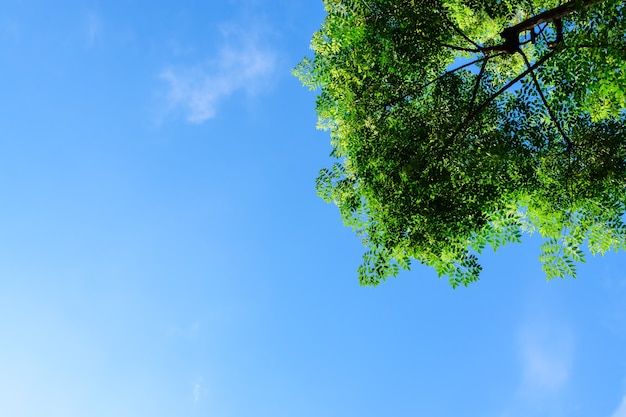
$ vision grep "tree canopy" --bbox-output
[295,0,626,287]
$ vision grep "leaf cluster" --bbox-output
[296,0,626,286]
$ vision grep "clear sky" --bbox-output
[0,1,625,416]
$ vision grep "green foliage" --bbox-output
[296,0,626,286]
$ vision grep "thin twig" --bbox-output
[426,52,505,89]
[440,12,482,49]
[437,42,482,53]
[382,53,506,110]
[537,22,550,44]
[564,43,626,50]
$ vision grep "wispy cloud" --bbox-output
[193,383,201,403]
[498,318,575,417]
[610,395,626,417]
[84,12,102,47]
[518,321,574,395]
[160,23,276,123]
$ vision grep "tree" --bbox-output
[295,0,626,287]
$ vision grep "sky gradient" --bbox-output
[1,1,626,416]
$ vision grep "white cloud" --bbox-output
[496,320,575,417]
[193,383,201,403]
[610,395,626,417]
[518,321,574,395]
[85,12,102,47]
[160,24,276,123]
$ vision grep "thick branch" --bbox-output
[504,0,603,37]
[487,0,606,53]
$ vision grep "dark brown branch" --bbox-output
[467,54,490,116]
[533,23,548,43]
[548,19,564,48]
[520,50,574,150]
[503,0,603,38]
[450,50,556,142]
[486,0,606,53]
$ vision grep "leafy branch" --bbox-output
[298,0,626,285]
[440,11,482,49]
[383,53,506,110]
[467,53,490,117]
[450,49,557,143]
[519,50,575,151]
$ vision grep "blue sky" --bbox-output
[0,1,625,416]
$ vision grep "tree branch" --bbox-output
[503,0,604,38]
[564,43,626,50]
[467,54,490,116]
[437,42,482,53]
[537,22,550,44]
[382,53,507,110]
[520,50,574,151]
[440,12,482,49]
[427,53,505,89]
[485,0,606,53]
[450,50,556,142]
